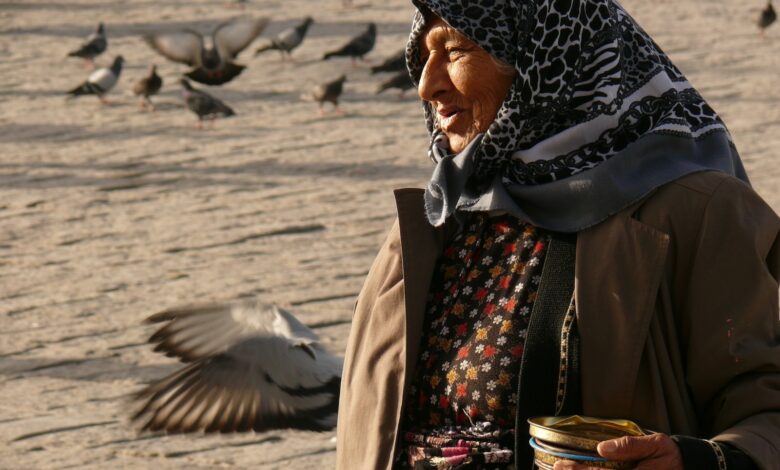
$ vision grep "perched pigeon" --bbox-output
[144,17,269,86]
[67,22,107,67]
[66,55,123,104]
[322,23,376,65]
[254,17,314,60]
[132,65,163,110]
[131,300,342,434]
[376,70,414,97]
[370,49,406,74]
[307,74,347,115]
[758,1,777,34]
[180,78,235,128]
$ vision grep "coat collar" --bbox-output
[392,188,670,418]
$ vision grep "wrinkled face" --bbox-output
[418,16,515,154]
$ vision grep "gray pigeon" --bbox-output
[67,22,107,67]
[370,49,406,74]
[145,17,269,86]
[376,70,414,97]
[180,78,235,128]
[254,17,314,60]
[66,55,123,104]
[132,65,163,110]
[322,23,376,65]
[131,300,342,434]
[308,74,347,115]
[758,1,777,34]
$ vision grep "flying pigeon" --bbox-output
[131,300,342,434]
[132,65,163,111]
[306,74,347,115]
[180,78,235,128]
[67,22,107,67]
[376,70,414,97]
[758,1,777,34]
[66,55,123,104]
[370,49,406,74]
[144,17,269,86]
[322,23,376,65]
[254,17,314,60]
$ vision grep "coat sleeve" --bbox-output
[680,176,780,469]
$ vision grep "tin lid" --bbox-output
[528,415,647,452]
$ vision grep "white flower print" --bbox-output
[484,278,494,288]
[440,326,449,335]
[497,336,507,346]
[430,394,437,405]
[459,249,467,258]
[528,257,539,267]
[523,239,534,248]
[498,298,508,307]
[486,380,497,391]
[486,293,495,302]
[481,363,492,372]
[532,275,542,285]
[446,384,452,394]
[442,361,451,371]
[421,351,430,360]
[508,254,518,264]
[500,356,511,367]
[469,308,479,318]
[519,306,530,315]
[459,360,470,370]
[472,391,481,401]
[519,329,528,339]
[475,344,485,353]
[481,256,493,265]
[514,282,525,292]
[453,339,462,348]
[462,286,473,295]
[493,315,504,324]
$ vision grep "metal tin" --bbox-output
[528,415,646,452]
[528,416,647,470]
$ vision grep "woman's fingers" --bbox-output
[550,434,684,470]
[597,433,684,469]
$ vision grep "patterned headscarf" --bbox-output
[407,0,748,231]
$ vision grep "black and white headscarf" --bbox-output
[407,0,748,232]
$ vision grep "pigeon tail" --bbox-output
[254,42,279,55]
[67,82,104,97]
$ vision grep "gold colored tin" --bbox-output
[528,416,647,469]
[529,415,646,452]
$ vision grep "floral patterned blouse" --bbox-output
[398,212,552,469]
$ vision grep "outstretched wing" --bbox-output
[144,30,203,66]
[214,16,270,59]
[145,300,316,362]
[134,300,342,433]
[132,335,342,433]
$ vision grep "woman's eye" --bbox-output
[446,47,468,58]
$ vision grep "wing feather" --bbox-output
[144,30,203,66]
[214,16,270,59]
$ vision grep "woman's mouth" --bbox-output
[437,106,464,131]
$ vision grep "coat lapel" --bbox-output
[393,189,447,395]
[576,209,670,417]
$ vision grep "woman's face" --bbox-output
[418,16,515,154]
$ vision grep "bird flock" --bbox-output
[65,15,413,128]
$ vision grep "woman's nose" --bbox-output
[418,54,450,102]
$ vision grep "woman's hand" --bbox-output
[552,433,684,470]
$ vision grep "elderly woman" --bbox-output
[336,1,780,469]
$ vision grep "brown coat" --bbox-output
[336,171,780,470]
